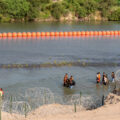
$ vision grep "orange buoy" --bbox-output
[12,32,17,37]
[41,32,45,36]
[31,32,36,37]
[89,31,94,36]
[81,31,85,36]
[98,31,102,36]
[22,32,27,37]
[68,32,72,36]
[110,31,114,35]
[93,31,98,36]
[55,32,59,36]
[114,31,118,35]
[59,32,63,36]
[0,33,2,37]
[27,32,31,37]
[50,32,54,36]
[63,32,68,36]
[106,31,110,35]
[85,31,90,36]
[7,32,12,37]
[45,32,50,36]
[72,32,77,36]
[36,32,41,37]
[76,31,81,36]
[102,31,106,36]
[118,31,120,35]
[17,32,22,37]
[2,33,7,37]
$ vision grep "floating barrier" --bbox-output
[0,31,120,38]
[0,62,120,69]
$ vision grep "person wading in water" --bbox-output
[103,74,109,85]
[111,72,115,83]
[63,73,69,87]
[96,72,101,84]
[102,72,105,84]
[0,88,4,99]
[69,76,74,85]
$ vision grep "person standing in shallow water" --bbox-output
[103,74,109,85]
[63,73,68,86]
[102,72,105,84]
[96,72,101,83]
[69,75,74,85]
[0,88,4,99]
[111,72,115,82]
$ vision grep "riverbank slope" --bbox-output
[0,0,120,22]
[2,93,120,120]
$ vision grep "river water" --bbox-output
[0,21,120,105]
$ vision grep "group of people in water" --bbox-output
[63,73,75,87]
[96,72,115,85]
[63,72,115,88]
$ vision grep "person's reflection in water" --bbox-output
[96,83,101,96]
[103,83,109,90]
[63,86,76,96]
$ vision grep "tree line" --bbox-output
[0,0,120,22]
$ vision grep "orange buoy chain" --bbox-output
[0,31,120,38]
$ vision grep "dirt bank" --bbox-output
[2,93,120,120]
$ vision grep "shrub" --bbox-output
[108,8,120,21]
[3,0,30,19]
[99,0,118,17]
[49,3,66,19]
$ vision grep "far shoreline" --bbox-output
[0,19,120,24]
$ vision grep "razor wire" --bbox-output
[0,87,105,115]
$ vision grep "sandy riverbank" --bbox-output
[2,93,120,120]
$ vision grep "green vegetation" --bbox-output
[108,8,120,21]
[0,0,120,22]
[0,0,30,22]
